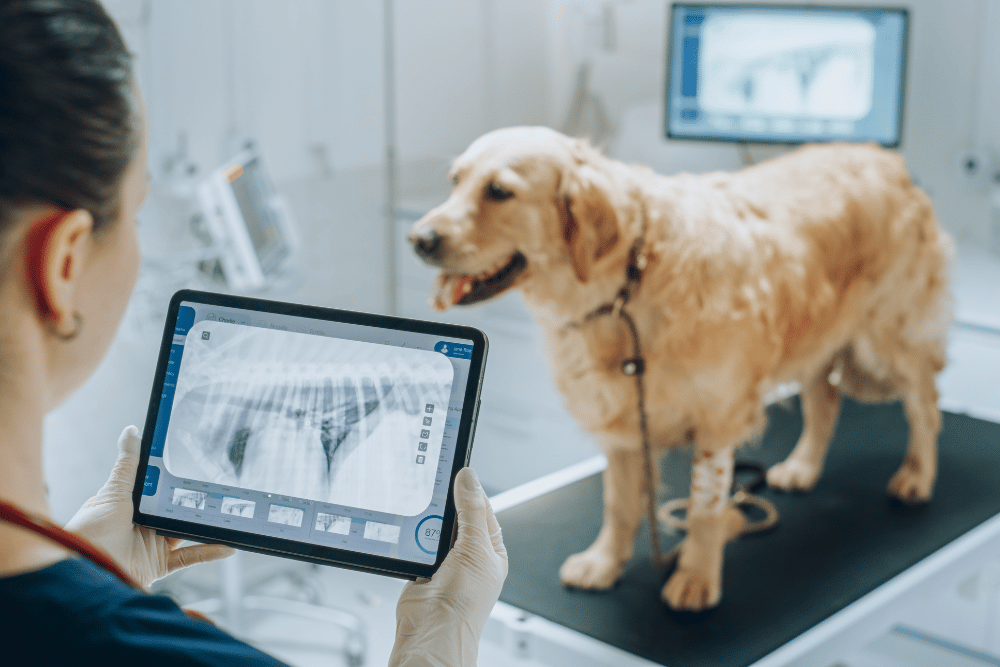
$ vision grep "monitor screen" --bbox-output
[228,157,288,273]
[666,4,908,146]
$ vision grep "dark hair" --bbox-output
[0,0,136,238]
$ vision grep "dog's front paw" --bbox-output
[662,567,721,611]
[559,549,625,590]
[767,458,821,492]
[888,463,934,503]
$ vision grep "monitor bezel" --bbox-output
[132,289,489,580]
[664,2,911,148]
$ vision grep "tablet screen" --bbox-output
[138,300,478,566]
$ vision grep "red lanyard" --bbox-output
[0,498,212,623]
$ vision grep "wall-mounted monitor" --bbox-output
[666,4,909,147]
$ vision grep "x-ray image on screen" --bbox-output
[172,488,208,509]
[666,5,908,146]
[162,322,454,517]
[220,496,256,518]
[316,512,351,535]
[268,504,304,527]
[698,15,875,121]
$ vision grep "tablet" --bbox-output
[133,290,488,579]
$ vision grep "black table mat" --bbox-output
[496,398,1000,666]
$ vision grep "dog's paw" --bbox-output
[767,458,821,492]
[888,463,934,503]
[559,549,625,590]
[661,567,721,611]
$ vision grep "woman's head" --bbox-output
[0,0,137,234]
[0,0,148,407]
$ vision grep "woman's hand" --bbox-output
[65,426,234,588]
[389,468,508,667]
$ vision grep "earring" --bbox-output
[47,312,83,341]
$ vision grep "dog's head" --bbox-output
[408,126,622,310]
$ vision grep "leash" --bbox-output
[0,497,214,624]
[563,202,779,569]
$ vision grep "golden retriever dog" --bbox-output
[408,127,952,611]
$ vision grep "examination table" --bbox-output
[490,398,1000,667]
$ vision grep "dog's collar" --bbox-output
[561,201,650,332]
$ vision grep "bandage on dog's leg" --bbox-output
[560,449,648,590]
[662,445,737,611]
[689,447,734,516]
[767,363,841,492]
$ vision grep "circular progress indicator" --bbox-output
[415,515,444,554]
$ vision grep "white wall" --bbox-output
[126,0,553,181]
[108,0,1000,242]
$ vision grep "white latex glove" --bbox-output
[389,468,508,667]
[65,426,234,588]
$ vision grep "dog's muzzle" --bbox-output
[411,228,443,262]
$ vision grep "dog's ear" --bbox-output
[560,162,620,283]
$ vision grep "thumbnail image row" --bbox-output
[171,488,401,544]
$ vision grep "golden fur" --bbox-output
[410,126,953,610]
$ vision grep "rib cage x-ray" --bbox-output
[316,512,351,534]
[172,488,208,509]
[699,15,875,119]
[163,322,454,516]
[221,497,255,518]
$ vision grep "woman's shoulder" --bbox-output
[0,558,288,666]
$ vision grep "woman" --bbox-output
[0,1,507,664]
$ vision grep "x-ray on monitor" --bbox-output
[666,4,909,146]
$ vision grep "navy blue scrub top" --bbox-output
[0,558,289,665]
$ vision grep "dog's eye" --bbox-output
[487,182,514,201]
[451,174,459,185]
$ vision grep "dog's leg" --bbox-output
[662,445,744,611]
[888,367,941,502]
[560,448,646,590]
[767,362,841,492]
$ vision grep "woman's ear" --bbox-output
[560,163,620,283]
[23,208,93,331]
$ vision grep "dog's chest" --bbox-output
[542,319,640,430]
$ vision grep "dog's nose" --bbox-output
[412,228,443,260]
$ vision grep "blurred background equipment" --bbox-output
[195,149,299,291]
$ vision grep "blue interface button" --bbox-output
[415,515,444,555]
[434,342,473,359]
[143,466,160,496]
[681,36,700,97]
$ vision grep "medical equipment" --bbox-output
[665,3,909,147]
[133,289,488,580]
[195,150,299,291]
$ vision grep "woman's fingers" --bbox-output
[166,543,235,573]
[454,468,489,530]
[482,493,507,562]
[95,426,143,501]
